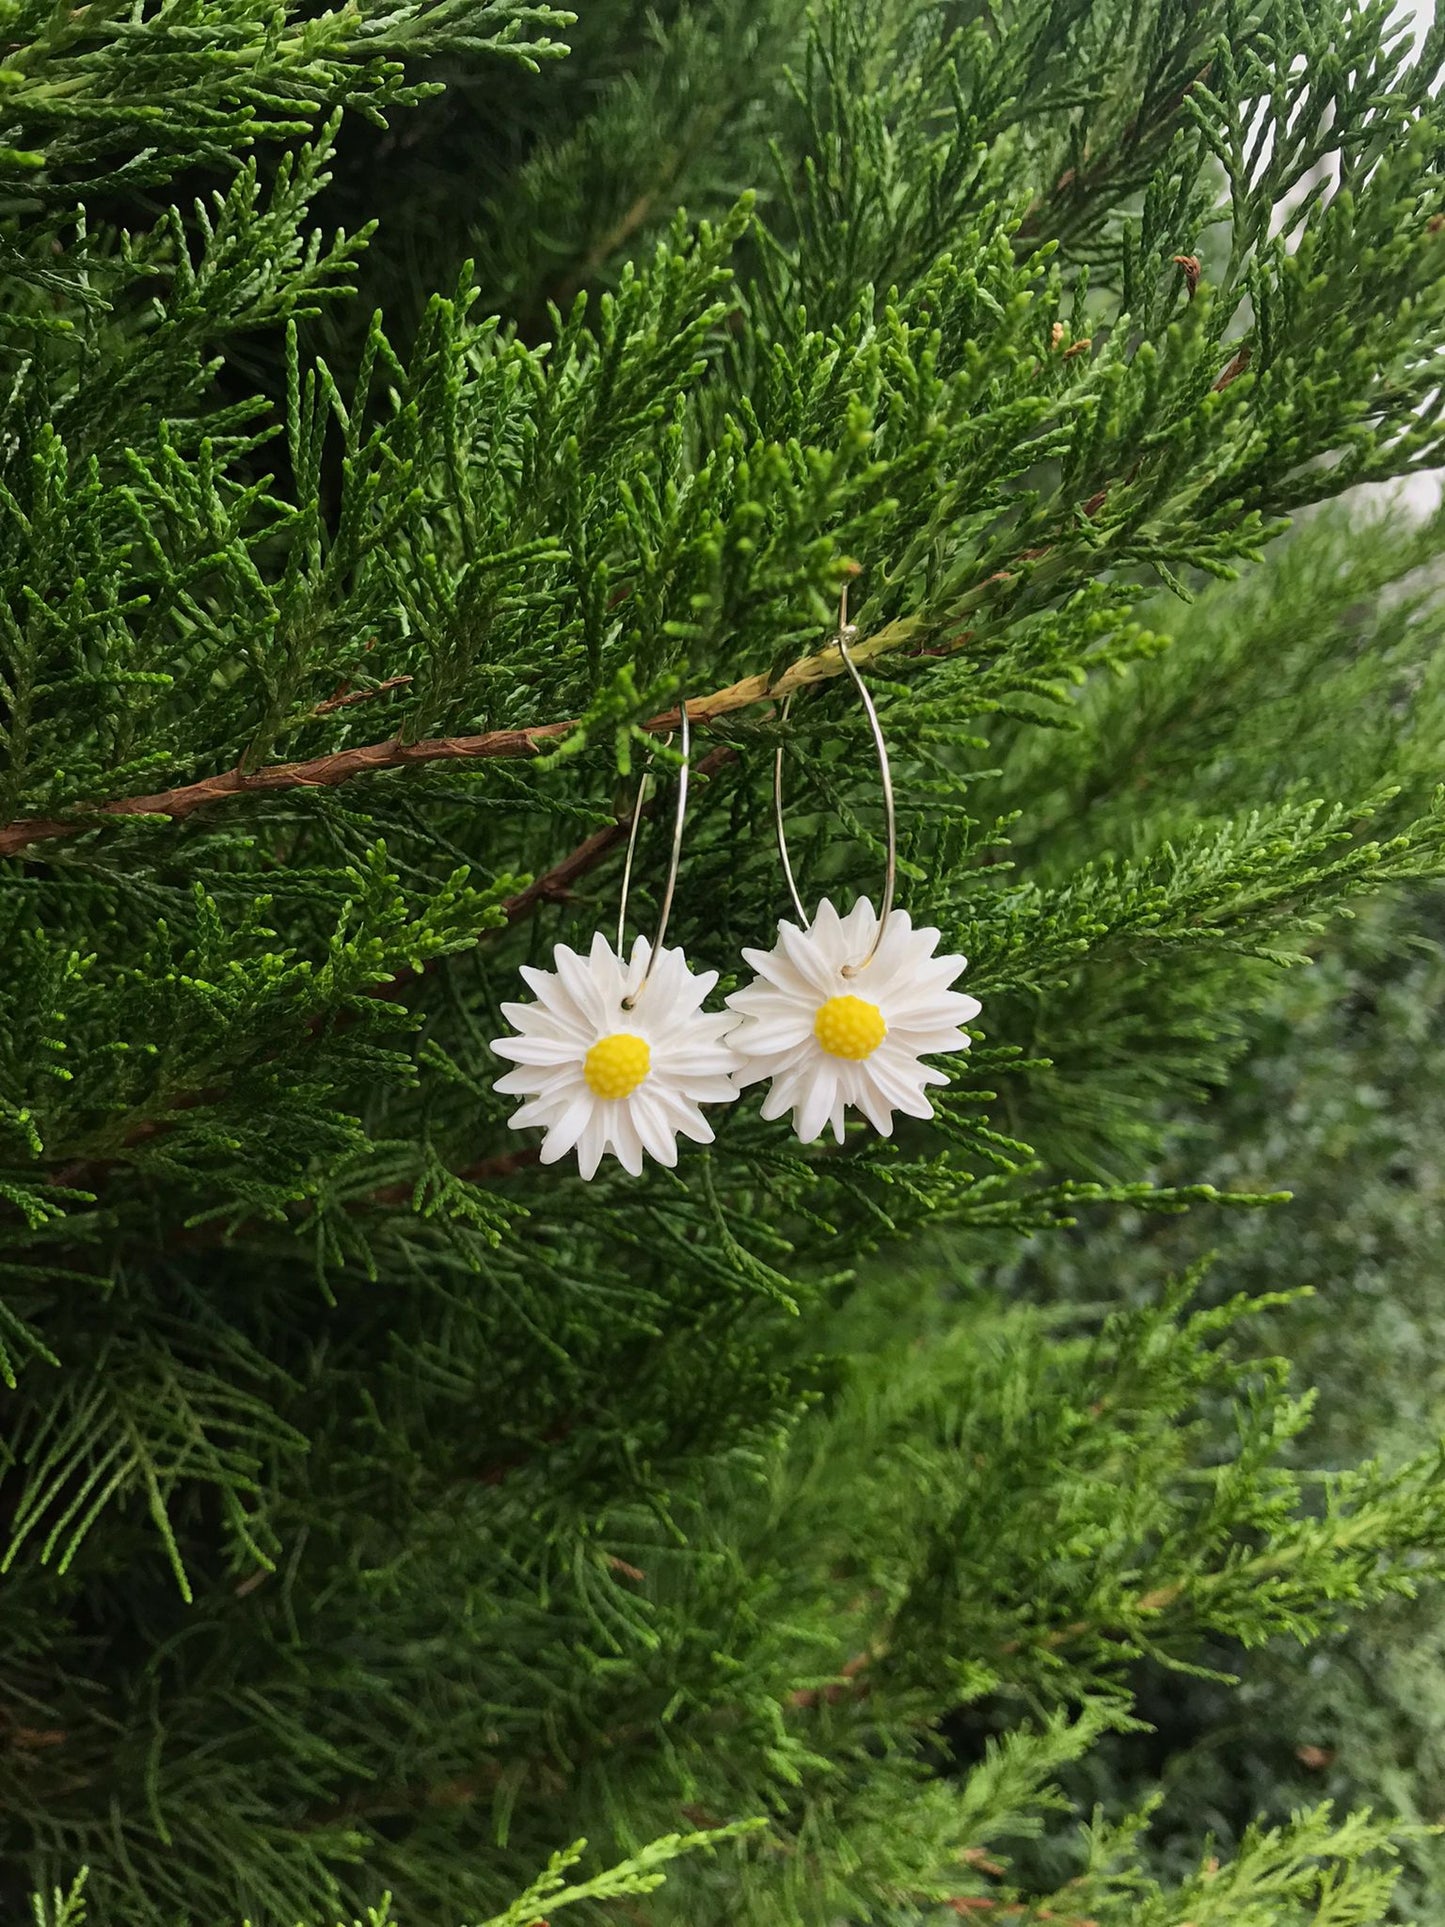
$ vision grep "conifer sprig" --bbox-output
[0,0,571,202]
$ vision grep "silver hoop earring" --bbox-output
[774,592,897,977]
[726,588,982,1145]
[491,701,738,1179]
[617,698,691,1008]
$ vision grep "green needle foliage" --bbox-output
[3,0,1445,1921]
[991,871,1445,1920]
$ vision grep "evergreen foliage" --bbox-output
[1000,876,1445,1920]
[2,1,1445,1921]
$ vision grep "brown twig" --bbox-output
[0,720,577,858]
[494,743,736,930]
[0,280,1265,877]
[0,620,923,863]
[44,746,739,1202]
[1213,344,1252,391]
[311,674,413,716]
[16,403,1250,1203]
[785,1580,1189,1723]
[998,1582,1184,1655]
[1015,63,1213,244]
[325,742,737,1036]
[364,1146,542,1207]
[785,1649,875,1710]
[550,192,659,312]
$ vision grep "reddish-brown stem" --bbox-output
[0,720,579,858]
[1213,344,1252,391]
[785,1649,874,1709]
[0,624,911,862]
[365,1146,542,1206]
[312,674,413,716]
[497,743,735,928]
[44,747,738,1200]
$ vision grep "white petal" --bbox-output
[516,963,585,1026]
[723,1013,814,1055]
[688,1008,739,1046]
[854,1077,895,1136]
[682,961,720,1005]
[685,1025,739,1071]
[491,1031,585,1066]
[507,1092,570,1130]
[649,1017,738,1092]
[875,1035,953,1079]
[539,1093,593,1165]
[811,896,847,946]
[737,944,818,1000]
[577,1112,608,1181]
[795,1068,840,1145]
[725,983,799,1024]
[845,909,920,988]
[611,1105,645,1177]
[623,934,670,1009]
[631,1091,680,1167]
[497,998,571,1034]
[883,982,978,1026]
[662,1095,716,1147]
[778,920,842,995]
[589,930,630,1005]
[553,943,612,1030]
[850,912,968,996]
[759,1066,808,1121]
[873,900,916,943]
[882,1021,972,1057]
[494,1064,580,1100]
[657,941,716,1006]
[731,1049,812,1091]
[652,1034,739,1075]
[731,1053,775,1092]
[869,1053,941,1117]
[662,1068,739,1105]
[837,894,878,962]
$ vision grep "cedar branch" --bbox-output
[45,747,738,1198]
[0,619,924,862]
[0,352,1261,870]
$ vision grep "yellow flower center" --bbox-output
[583,1031,651,1100]
[813,994,887,1061]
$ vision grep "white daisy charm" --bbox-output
[725,896,980,1145]
[491,932,738,1179]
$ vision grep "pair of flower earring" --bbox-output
[491,602,983,1181]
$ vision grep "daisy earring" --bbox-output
[726,589,982,1145]
[491,700,739,1180]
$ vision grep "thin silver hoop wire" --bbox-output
[617,698,691,1009]
[773,585,897,979]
